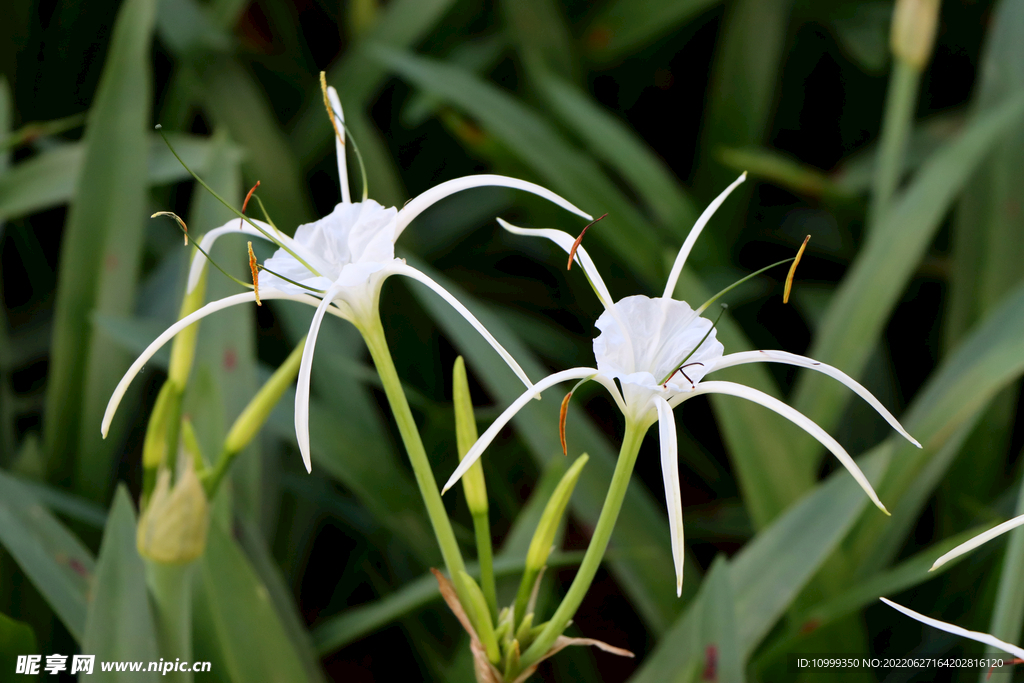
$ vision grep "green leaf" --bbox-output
[42,0,158,498]
[377,49,664,281]
[830,278,1024,578]
[311,551,583,655]
[752,523,991,672]
[499,0,576,81]
[790,92,1024,483]
[7,477,108,529]
[629,555,741,683]
[199,519,312,683]
[717,146,852,200]
[0,611,37,679]
[582,0,721,63]
[534,71,700,238]
[81,486,160,681]
[0,469,95,642]
[983,473,1024,670]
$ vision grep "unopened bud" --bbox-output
[525,454,588,573]
[137,461,209,564]
[456,571,500,665]
[891,0,940,70]
[453,357,488,516]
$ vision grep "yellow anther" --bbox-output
[248,241,261,306]
[320,71,345,147]
[784,235,811,304]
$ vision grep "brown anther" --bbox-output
[238,180,260,230]
[988,658,1024,680]
[151,211,189,245]
[783,235,811,304]
[559,391,573,456]
[568,213,608,271]
[320,71,345,147]
[248,241,261,306]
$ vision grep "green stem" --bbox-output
[145,560,194,683]
[868,57,920,233]
[360,313,467,583]
[518,420,646,670]
[473,511,498,621]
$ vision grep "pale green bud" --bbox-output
[142,383,182,472]
[525,454,588,572]
[167,263,208,387]
[137,461,209,564]
[222,337,304,456]
[891,0,940,71]
[453,357,488,516]
[456,571,500,665]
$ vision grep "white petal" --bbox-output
[930,513,1024,571]
[655,397,685,597]
[395,174,592,239]
[711,350,920,448]
[662,173,746,299]
[441,367,600,494]
[390,262,534,391]
[187,220,278,294]
[881,598,1024,660]
[683,380,888,515]
[102,290,337,438]
[497,218,614,311]
[326,85,350,204]
[294,283,344,473]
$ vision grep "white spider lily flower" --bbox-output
[443,173,920,597]
[930,513,1024,571]
[102,86,591,475]
[881,597,1024,660]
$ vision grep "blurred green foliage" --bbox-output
[2,0,1024,680]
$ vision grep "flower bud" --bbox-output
[137,461,209,564]
[456,571,501,664]
[453,357,488,517]
[891,0,940,71]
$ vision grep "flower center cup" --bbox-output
[593,296,724,418]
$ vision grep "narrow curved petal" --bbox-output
[326,85,350,204]
[881,598,1024,660]
[102,290,338,437]
[187,221,278,293]
[682,380,888,515]
[662,173,746,299]
[395,175,592,239]
[654,396,685,597]
[294,282,344,473]
[930,513,1024,571]
[390,262,534,390]
[497,218,614,310]
[441,367,600,494]
[711,350,920,447]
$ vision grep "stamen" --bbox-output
[152,211,188,246]
[248,241,261,306]
[558,375,597,456]
[320,72,345,148]
[238,180,260,231]
[695,258,794,316]
[783,235,811,304]
[567,213,608,271]
[988,659,1024,679]
[559,392,571,456]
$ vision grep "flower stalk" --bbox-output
[518,420,645,672]
[454,356,498,620]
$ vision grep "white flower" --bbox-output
[102,86,591,474]
[443,173,921,597]
[881,597,1024,660]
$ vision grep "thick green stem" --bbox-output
[360,314,467,583]
[145,560,194,683]
[518,421,645,670]
[472,511,498,621]
[867,57,920,233]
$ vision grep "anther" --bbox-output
[567,213,608,271]
[151,211,188,245]
[320,71,345,147]
[239,180,261,230]
[783,235,811,304]
[559,392,572,456]
[248,241,261,306]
